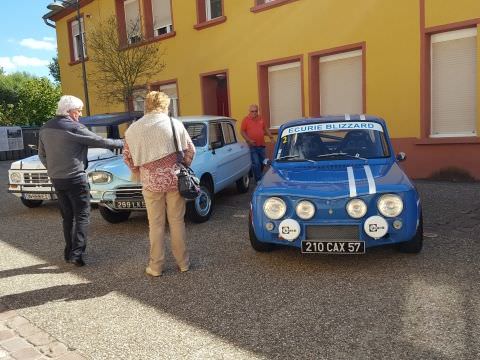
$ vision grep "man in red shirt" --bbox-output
[241,104,274,182]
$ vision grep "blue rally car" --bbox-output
[249,115,423,254]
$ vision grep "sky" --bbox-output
[0,0,57,79]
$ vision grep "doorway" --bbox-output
[201,71,230,116]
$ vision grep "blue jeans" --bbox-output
[250,146,266,181]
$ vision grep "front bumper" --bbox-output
[8,184,57,199]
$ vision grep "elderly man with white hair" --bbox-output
[38,95,124,267]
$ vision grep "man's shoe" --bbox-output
[145,267,162,277]
[69,258,85,267]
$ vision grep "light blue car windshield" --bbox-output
[276,122,390,161]
[185,123,207,147]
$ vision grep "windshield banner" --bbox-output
[281,122,383,137]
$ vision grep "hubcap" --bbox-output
[195,188,211,216]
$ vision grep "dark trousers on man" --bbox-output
[52,176,90,262]
[250,146,266,182]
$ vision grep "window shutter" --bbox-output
[431,28,477,137]
[319,50,363,116]
[268,62,302,128]
[152,0,172,31]
[160,83,179,117]
[124,0,141,38]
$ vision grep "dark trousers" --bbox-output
[250,146,266,181]
[52,177,90,261]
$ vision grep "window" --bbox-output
[151,0,173,36]
[195,0,225,29]
[221,122,236,144]
[430,28,477,137]
[267,62,302,128]
[124,0,142,44]
[251,0,299,13]
[206,0,222,21]
[159,83,179,117]
[319,50,363,115]
[132,89,147,112]
[257,0,276,4]
[209,123,224,147]
[71,17,86,61]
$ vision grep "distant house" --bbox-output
[44,0,480,179]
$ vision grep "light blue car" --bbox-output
[88,116,252,223]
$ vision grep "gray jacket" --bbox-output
[38,116,124,179]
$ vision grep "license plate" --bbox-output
[114,200,145,209]
[24,193,51,200]
[301,241,365,254]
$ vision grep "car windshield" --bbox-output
[184,123,207,147]
[276,121,390,161]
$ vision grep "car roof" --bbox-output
[79,112,143,127]
[280,115,386,128]
[179,115,235,123]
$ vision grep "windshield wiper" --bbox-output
[276,155,316,163]
[316,152,367,161]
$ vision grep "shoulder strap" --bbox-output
[169,117,183,164]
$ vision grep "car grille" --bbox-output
[23,172,51,185]
[114,186,143,199]
[306,225,359,240]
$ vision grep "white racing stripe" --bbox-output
[364,165,376,194]
[347,166,357,197]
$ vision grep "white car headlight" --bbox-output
[9,172,22,184]
[296,200,315,220]
[263,197,286,220]
[88,171,113,184]
[377,194,403,217]
[346,198,367,219]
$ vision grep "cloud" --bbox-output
[0,56,50,72]
[20,38,56,51]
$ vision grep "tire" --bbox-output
[20,198,43,208]
[99,206,131,223]
[398,213,423,253]
[236,174,250,193]
[186,184,213,223]
[249,213,274,252]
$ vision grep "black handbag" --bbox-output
[170,117,200,199]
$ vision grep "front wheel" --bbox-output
[249,213,274,252]
[398,213,423,253]
[186,185,213,223]
[20,198,43,208]
[99,206,131,223]
[236,174,250,193]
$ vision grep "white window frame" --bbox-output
[132,89,147,112]
[124,0,142,44]
[205,0,222,21]
[152,0,173,37]
[430,27,477,138]
[71,17,86,61]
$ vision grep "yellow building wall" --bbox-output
[55,0,480,139]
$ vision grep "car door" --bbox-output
[208,122,230,191]
[220,121,250,183]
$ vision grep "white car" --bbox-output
[7,112,141,208]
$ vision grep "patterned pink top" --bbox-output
[123,141,195,193]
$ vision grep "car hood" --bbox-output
[258,162,413,198]
[9,148,116,170]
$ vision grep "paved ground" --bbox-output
[0,160,479,360]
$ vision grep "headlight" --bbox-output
[296,200,315,220]
[263,197,286,220]
[346,198,367,219]
[88,171,113,184]
[9,172,22,184]
[377,194,403,217]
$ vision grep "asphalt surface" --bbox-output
[0,160,479,360]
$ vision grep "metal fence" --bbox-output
[0,127,40,161]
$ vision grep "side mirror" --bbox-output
[396,152,406,162]
[28,144,38,151]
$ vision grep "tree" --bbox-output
[88,15,166,110]
[0,71,61,126]
[48,56,61,83]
